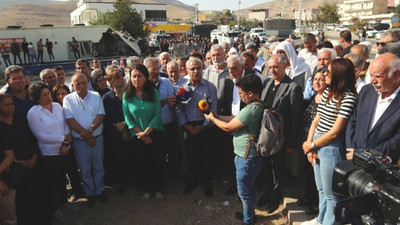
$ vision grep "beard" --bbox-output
[213,60,224,67]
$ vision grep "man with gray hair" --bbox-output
[203,44,229,113]
[298,33,318,73]
[258,54,303,213]
[40,68,57,90]
[158,52,171,78]
[350,44,370,81]
[176,57,217,197]
[344,53,366,93]
[167,60,187,93]
[125,56,142,71]
[379,42,400,58]
[346,53,400,164]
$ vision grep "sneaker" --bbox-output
[53,209,67,222]
[300,218,321,225]
[142,192,151,201]
[155,192,165,201]
[234,212,258,223]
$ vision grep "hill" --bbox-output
[0,0,194,29]
[239,0,343,20]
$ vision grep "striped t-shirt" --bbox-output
[316,88,356,133]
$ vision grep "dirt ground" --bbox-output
[54,180,288,225]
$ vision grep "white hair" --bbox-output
[39,68,54,80]
[319,48,337,60]
[226,54,244,66]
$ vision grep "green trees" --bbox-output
[317,3,339,24]
[90,0,149,38]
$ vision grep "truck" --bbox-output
[263,18,296,38]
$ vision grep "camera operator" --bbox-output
[346,53,400,164]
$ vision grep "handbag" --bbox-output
[5,160,27,189]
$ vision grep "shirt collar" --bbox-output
[377,85,400,101]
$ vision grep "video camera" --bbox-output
[332,149,400,225]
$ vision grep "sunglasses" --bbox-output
[376,41,393,47]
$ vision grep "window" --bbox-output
[67,41,93,59]
[145,10,167,22]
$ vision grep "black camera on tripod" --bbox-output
[332,149,400,225]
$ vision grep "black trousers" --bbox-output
[12,53,22,65]
[22,50,30,64]
[38,50,43,62]
[184,121,212,186]
[130,130,165,193]
[37,155,67,223]
[104,133,130,186]
[15,168,39,225]
[260,147,286,201]
[65,148,83,196]
[163,121,182,176]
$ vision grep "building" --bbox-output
[338,0,388,21]
[293,8,318,22]
[70,0,167,26]
[248,8,269,21]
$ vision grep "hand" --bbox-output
[0,180,10,196]
[137,132,147,140]
[303,141,313,154]
[60,145,69,156]
[346,148,354,160]
[122,131,130,142]
[184,124,195,135]
[192,125,206,135]
[203,112,214,122]
[143,136,153,144]
[114,122,126,133]
[166,96,177,107]
[66,134,72,144]
[80,129,92,140]
[307,151,318,165]
[211,111,219,119]
[88,137,96,147]
[286,147,296,153]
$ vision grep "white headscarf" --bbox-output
[273,41,311,88]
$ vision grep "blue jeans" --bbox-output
[73,135,105,196]
[313,132,345,225]
[235,155,264,224]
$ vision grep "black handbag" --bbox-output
[5,160,27,189]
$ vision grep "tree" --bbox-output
[317,3,339,24]
[349,17,368,33]
[90,0,149,38]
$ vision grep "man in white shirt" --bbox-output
[298,33,318,73]
[63,73,106,208]
[344,53,366,93]
[346,53,400,164]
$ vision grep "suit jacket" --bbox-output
[221,77,247,116]
[261,75,304,149]
[346,84,400,163]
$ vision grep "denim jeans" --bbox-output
[235,154,264,225]
[73,135,105,197]
[313,132,345,225]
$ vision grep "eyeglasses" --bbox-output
[376,41,394,47]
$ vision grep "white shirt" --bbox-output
[63,90,105,138]
[356,77,365,93]
[298,49,318,73]
[27,102,70,156]
[231,72,245,116]
[370,86,400,130]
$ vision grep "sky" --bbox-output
[179,0,271,11]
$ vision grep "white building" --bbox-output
[71,0,167,26]
[293,8,318,21]
[338,0,388,21]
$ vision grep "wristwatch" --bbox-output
[311,141,316,149]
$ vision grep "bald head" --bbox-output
[369,53,400,97]
[350,45,369,61]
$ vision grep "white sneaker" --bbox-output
[300,218,321,225]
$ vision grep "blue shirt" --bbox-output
[176,78,218,126]
[6,87,34,117]
[102,90,125,139]
[171,76,189,94]
[156,77,175,125]
[303,76,316,101]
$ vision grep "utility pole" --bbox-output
[238,1,241,30]
[298,0,303,34]
[195,3,199,23]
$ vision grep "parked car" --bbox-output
[335,26,348,32]
[326,24,337,30]
[365,27,378,38]
[249,28,264,38]
[310,28,323,36]
[375,30,388,40]
[255,32,267,41]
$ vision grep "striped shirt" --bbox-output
[316,88,356,133]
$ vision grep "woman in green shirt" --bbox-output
[122,64,165,201]
[204,75,264,225]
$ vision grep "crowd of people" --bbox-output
[0,37,60,67]
[0,29,400,225]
